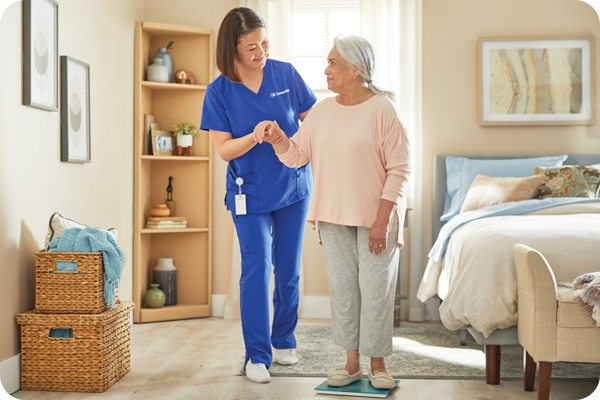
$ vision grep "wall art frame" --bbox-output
[23,0,59,111]
[61,56,91,163]
[478,37,594,126]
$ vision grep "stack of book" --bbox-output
[146,217,187,229]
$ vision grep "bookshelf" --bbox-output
[133,21,213,323]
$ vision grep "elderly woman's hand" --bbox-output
[262,121,285,144]
[368,219,389,256]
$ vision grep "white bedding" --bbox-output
[417,202,600,337]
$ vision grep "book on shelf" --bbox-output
[147,217,187,222]
[145,224,187,229]
[314,378,400,398]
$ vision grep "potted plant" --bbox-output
[173,123,197,156]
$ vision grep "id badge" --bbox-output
[235,194,247,215]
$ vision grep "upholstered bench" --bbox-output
[513,244,600,400]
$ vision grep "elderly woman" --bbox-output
[255,35,411,389]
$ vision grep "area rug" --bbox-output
[243,325,600,380]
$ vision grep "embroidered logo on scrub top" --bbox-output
[270,89,290,98]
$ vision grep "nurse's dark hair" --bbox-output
[216,7,266,83]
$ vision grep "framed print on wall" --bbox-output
[23,0,59,111]
[478,37,594,126]
[61,56,91,163]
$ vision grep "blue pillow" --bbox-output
[441,155,568,221]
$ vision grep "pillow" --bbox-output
[533,165,600,199]
[44,212,118,250]
[460,173,544,213]
[441,155,568,221]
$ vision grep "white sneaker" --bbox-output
[274,348,298,366]
[245,360,271,383]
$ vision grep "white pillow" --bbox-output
[44,212,118,250]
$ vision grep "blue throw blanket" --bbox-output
[48,226,125,309]
[429,197,600,263]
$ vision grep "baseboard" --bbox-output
[211,294,226,317]
[0,353,20,395]
[300,296,331,319]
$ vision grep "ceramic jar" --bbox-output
[144,284,166,308]
[153,258,177,306]
[153,47,173,82]
[150,204,170,217]
[147,58,169,83]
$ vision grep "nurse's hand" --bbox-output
[253,121,272,144]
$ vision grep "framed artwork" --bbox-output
[478,37,594,126]
[61,56,91,163]
[23,0,59,111]
[151,130,175,156]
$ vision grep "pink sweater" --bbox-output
[278,94,411,245]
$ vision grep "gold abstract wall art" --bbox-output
[479,38,593,126]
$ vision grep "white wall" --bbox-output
[0,0,143,363]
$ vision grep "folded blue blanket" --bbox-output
[429,197,600,263]
[48,226,125,309]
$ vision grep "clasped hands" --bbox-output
[253,120,285,144]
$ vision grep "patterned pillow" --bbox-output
[533,166,600,199]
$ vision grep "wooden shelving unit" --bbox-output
[133,21,213,323]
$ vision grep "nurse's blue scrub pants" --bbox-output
[232,196,310,368]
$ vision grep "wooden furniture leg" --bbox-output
[524,350,536,391]
[537,362,552,400]
[460,329,467,346]
[485,344,501,385]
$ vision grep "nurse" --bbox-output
[200,7,316,384]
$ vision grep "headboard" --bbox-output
[433,154,600,242]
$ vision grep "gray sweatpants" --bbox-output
[319,218,399,357]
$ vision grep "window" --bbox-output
[289,0,360,101]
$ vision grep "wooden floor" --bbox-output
[12,318,599,400]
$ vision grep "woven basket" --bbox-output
[17,301,134,393]
[35,250,109,314]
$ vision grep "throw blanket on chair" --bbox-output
[48,226,125,308]
[560,273,600,327]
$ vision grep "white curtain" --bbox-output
[360,0,426,321]
[235,0,426,322]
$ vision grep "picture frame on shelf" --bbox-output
[478,37,594,126]
[60,56,91,163]
[151,130,175,156]
[23,0,59,111]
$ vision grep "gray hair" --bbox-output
[333,35,394,100]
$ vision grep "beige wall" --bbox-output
[420,0,600,262]
[0,0,143,362]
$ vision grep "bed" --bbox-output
[417,154,600,384]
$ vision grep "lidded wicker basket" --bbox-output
[17,301,134,393]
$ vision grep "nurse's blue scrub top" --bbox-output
[200,59,317,214]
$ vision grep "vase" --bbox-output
[153,257,177,306]
[150,204,171,217]
[147,58,169,83]
[153,47,173,83]
[144,284,166,308]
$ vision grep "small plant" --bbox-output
[166,41,175,50]
[173,123,197,136]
